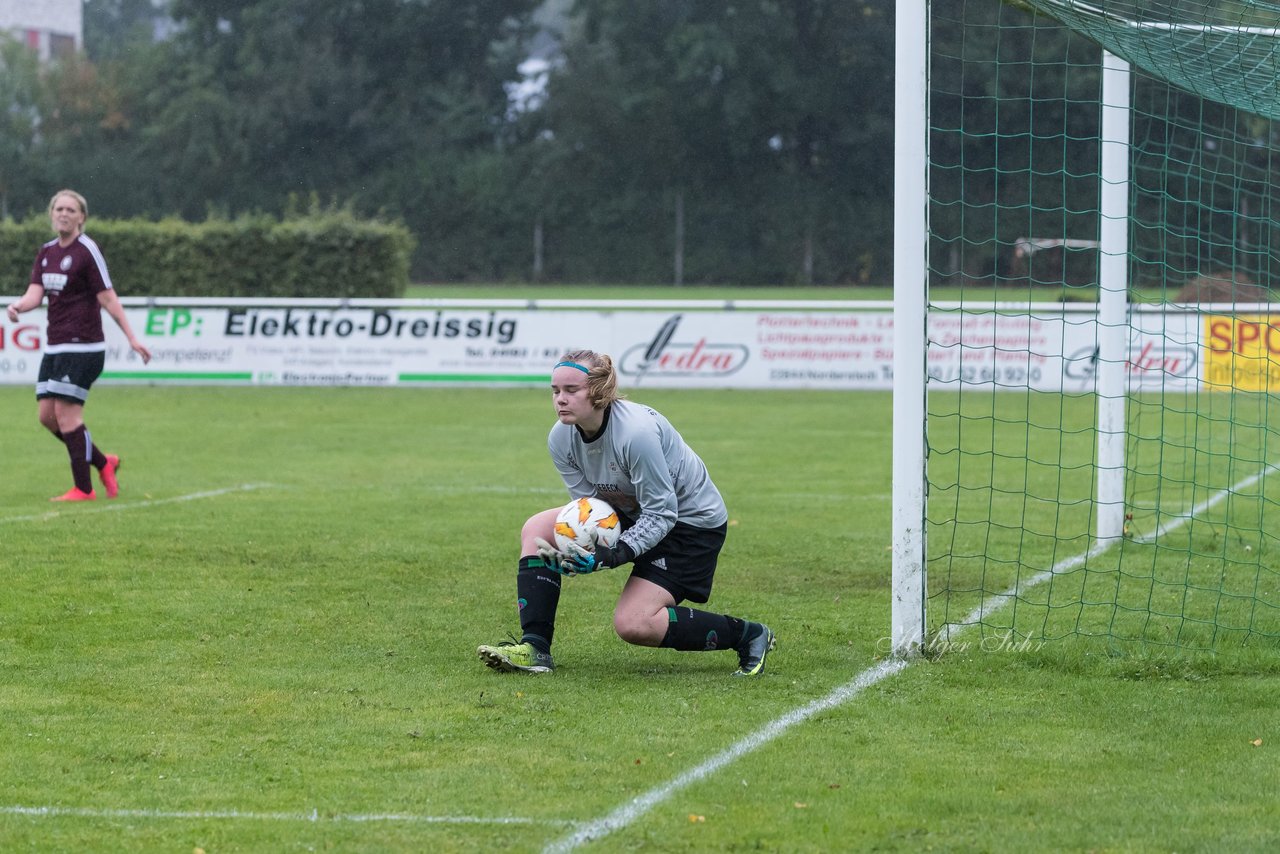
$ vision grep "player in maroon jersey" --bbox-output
[5,189,152,502]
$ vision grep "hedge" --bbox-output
[1,212,414,299]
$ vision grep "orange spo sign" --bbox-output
[1204,315,1280,391]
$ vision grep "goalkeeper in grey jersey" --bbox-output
[478,349,775,676]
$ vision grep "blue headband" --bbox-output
[555,361,590,374]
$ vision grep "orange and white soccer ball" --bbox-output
[553,497,622,553]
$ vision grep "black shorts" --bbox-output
[36,351,105,404]
[627,520,728,605]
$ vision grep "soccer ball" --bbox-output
[553,497,622,553]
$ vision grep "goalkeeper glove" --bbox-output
[560,540,635,575]
[533,537,565,572]
[531,537,606,577]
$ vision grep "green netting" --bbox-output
[1024,0,1280,121]
[924,0,1280,653]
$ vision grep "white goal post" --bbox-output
[890,0,1133,655]
[890,0,929,656]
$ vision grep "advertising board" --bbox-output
[0,299,1251,393]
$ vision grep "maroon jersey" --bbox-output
[30,234,114,352]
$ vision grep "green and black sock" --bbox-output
[517,556,562,654]
[659,607,746,652]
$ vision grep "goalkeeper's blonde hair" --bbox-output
[558,350,623,410]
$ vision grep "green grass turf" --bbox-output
[0,386,1276,852]
[403,283,878,301]
[927,389,1280,650]
[402,283,1169,303]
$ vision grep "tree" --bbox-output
[537,0,896,284]
[83,0,167,63]
[129,0,538,221]
[0,36,43,218]
[7,0,907,283]
[928,3,1100,284]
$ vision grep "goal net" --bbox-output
[893,0,1280,654]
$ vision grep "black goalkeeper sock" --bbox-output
[660,607,747,652]
[517,556,562,653]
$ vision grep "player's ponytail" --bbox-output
[558,349,624,409]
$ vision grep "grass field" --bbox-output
[403,283,880,301]
[401,283,1160,303]
[927,390,1280,651]
[1,385,1277,852]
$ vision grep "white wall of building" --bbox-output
[0,0,82,60]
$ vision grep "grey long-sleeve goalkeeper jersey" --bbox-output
[548,399,728,559]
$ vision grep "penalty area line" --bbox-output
[0,804,575,828]
[936,459,1280,637]
[0,484,275,526]
[543,658,911,853]
[546,460,1280,852]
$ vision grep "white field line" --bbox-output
[0,484,274,526]
[2,477,560,833]
[421,484,566,495]
[1135,462,1280,545]
[938,460,1280,635]
[6,466,1270,846]
[542,658,911,853]
[0,804,573,827]
[545,461,1277,852]
[420,484,890,504]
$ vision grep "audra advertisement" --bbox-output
[0,300,1215,391]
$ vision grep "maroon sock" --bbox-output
[62,425,95,494]
[52,429,104,468]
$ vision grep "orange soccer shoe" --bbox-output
[100,454,121,498]
[51,487,96,502]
